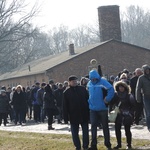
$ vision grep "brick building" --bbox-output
[0,5,150,87]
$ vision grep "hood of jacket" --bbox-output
[114,81,131,94]
[142,64,150,74]
[89,70,101,80]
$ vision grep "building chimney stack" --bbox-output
[69,44,75,55]
[98,5,122,42]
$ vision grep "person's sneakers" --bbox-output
[113,145,122,149]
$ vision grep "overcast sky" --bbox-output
[27,0,150,32]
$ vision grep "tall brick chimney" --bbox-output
[69,43,75,55]
[98,5,122,42]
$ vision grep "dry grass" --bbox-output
[0,130,150,150]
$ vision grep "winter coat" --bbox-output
[54,88,63,107]
[0,95,10,113]
[110,81,135,125]
[37,88,45,106]
[43,92,56,109]
[136,65,150,102]
[130,76,138,96]
[63,85,89,124]
[87,70,114,111]
[11,91,26,110]
[26,90,32,106]
[31,87,40,105]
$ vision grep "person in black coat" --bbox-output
[0,90,10,126]
[130,68,143,125]
[43,84,57,130]
[63,75,89,150]
[10,85,26,125]
[110,81,135,150]
[26,86,32,120]
[54,83,64,124]
[37,82,46,123]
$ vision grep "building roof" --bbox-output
[0,42,101,81]
[0,39,149,81]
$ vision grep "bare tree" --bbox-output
[121,5,150,49]
[69,25,99,48]
[0,0,40,73]
[48,25,69,54]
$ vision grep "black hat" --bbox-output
[41,82,46,86]
[35,81,40,85]
[49,79,54,84]
[68,75,78,81]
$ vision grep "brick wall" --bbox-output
[46,40,150,82]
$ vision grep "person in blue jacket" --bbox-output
[87,70,114,150]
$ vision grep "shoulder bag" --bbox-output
[108,101,121,123]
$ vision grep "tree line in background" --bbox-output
[0,1,150,73]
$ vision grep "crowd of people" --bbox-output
[0,64,150,150]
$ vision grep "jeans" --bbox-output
[40,107,45,122]
[14,108,23,124]
[90,110,111,148]
[56,106,62,121]
[71,122,89,150]
[143,96,150,129]
[9,107,15,122]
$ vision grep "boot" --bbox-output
[48,125,55,130]
[126,145,132,150]
[58,119,62,124]
[113,145,122,149]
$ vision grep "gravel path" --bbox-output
[0,119,149,140]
